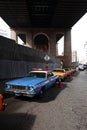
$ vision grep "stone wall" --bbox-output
[0,36,61,79]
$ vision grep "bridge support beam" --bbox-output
[50,32,56,56]
[10,28,17,42]
[64,29,72,67]
[10,28,72,68]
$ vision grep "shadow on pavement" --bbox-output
[0,113,36,130]
[18,83,67,103]
[0,80,68,103]
[64,71,80,82]
[73,71,80,77]
[64,77,73,82]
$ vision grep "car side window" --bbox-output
[47,72,53,78]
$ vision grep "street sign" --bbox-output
[44,55,50,61]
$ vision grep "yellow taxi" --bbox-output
[52,68,67,81]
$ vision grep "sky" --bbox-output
[0,13,87,62]
[58,13,87,62]
[0,17,10,38]
[71,13,87,61]
[0,17,23,44]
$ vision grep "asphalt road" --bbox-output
[0,70,87,130]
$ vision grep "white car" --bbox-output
[78,64,84,71]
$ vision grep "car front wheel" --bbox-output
[38,87,46,98]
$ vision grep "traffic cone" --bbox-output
[58,78,62,88]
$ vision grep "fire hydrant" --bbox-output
[58,78,62,88]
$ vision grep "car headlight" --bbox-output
[7,85,11,89]
[28,86,34,91]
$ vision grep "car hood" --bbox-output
[53,72,65,76]
[5,77,47,86]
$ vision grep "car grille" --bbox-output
[10,85,27,91]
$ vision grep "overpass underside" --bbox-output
[0,0,87,79]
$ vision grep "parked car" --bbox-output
[52,68,67,81]
[0,94,6,111]
[5,70,59,97]
[83,64,87,69]
[78,64,84,71]
[64,68,73,78]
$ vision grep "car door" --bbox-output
[46,72,54,88]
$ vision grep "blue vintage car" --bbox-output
[5,70,59,97]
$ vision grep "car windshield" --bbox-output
[65,68,69,71]
[28,72,46,78]
[53,69,65,73]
